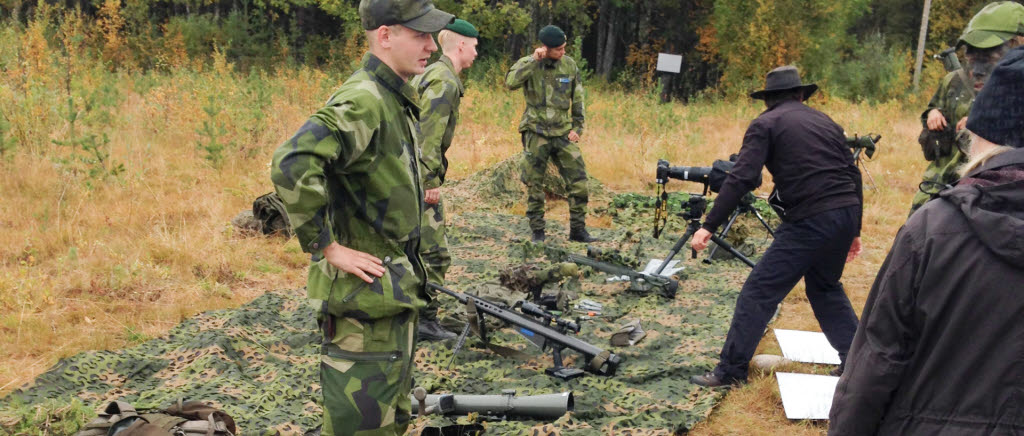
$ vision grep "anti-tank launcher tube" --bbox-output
[411,387,574,420]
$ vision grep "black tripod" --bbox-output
[654,195,756,276]
[703,192,775,264]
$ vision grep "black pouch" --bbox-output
[918,127,955,161]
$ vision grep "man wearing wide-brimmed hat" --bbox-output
[690,66,864,388]
[270,0,453,433]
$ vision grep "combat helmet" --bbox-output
[959,1,1024,49]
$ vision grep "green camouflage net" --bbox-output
[3,162,775,435]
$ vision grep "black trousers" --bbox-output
[713,205,860,380]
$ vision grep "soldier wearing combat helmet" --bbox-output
[910,1,1024,214]
[269,0,452,434]
[410,18,479,342]
[506,25,597,243]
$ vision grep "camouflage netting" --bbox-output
[3,162,776,435]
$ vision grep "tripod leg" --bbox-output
[752,209,776,238]
[706,209,741,263]
[708,234,756,268]
[655,220,701,275]
[860,161,878,190]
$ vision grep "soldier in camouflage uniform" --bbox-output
[269,0,453,434]
[409,19,479,342]
[506,25,597,243]
[910,1,1024,214]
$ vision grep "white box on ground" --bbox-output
[774,329,841,365]
[776,372,840,420]
[656,53,682,73]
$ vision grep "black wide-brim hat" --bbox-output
[749,65,818,100]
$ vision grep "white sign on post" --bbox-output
[656,53,683,73]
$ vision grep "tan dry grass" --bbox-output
[2,64,929,435]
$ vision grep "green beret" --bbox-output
[538,25,566,48]
[445,18,479,38]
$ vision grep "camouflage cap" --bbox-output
[959,1,1024,49]
[359,0,454,33]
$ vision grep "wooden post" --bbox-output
[913,0,933,92]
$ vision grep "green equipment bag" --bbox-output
[252,192,293,238]
[74,399,236,436]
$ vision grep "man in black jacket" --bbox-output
[690,66,863,387]
[829,46,1024,436]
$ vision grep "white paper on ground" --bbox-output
[774,329,841,365]
[776,372,840,420]
[641,259,685,277]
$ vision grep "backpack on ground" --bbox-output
[74,399,236,436]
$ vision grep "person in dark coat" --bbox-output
[690,65,864,387]
[828,46,1024,436]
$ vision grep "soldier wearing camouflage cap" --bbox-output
[410,19,479,342]
[910,1,1024,214]
[506,25,597,243]
[269,0,452,434]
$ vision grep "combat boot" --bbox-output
[531,229,546,243]
[569,227,598,243]
[690,371,743,388]
[418,319,457,342]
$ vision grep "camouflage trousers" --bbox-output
[520,131,589,232]
[909,147,966,215]
[421,198,450,321]
[318,309,418,436]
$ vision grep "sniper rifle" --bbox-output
[429,282,621,380]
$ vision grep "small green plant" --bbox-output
[123,324,151,344]
[0,398,94,435]
[196,95,229,168]
[52,90,126,184]
[0,113,14,161]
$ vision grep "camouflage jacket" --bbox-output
[921,70,974,137]
[270,54,427,320]
[411,55,463,190]
[506,55,585,138]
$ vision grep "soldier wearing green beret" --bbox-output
[410,19,479,342]
[269,0,453,434]
[910,1,1024,214]
[506,25,597,243]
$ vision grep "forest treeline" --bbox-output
[0,0,1019,100]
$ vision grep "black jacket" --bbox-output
[829,147,1024,435]
[704,99,863,234]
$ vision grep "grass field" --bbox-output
[0,44,930,433]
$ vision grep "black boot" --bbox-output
[418,319,457,342]
[531,229,546,242]
[569,227,598,243]
[690,371,743,388]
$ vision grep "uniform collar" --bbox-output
[438,55,465,94]
[364,53,421,118]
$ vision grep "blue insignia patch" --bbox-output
[559,78,570,83]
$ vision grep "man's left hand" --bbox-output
[568,131,580,142]
[424,188,440,205]
[846,237,862,262]
[691,228,712,252]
